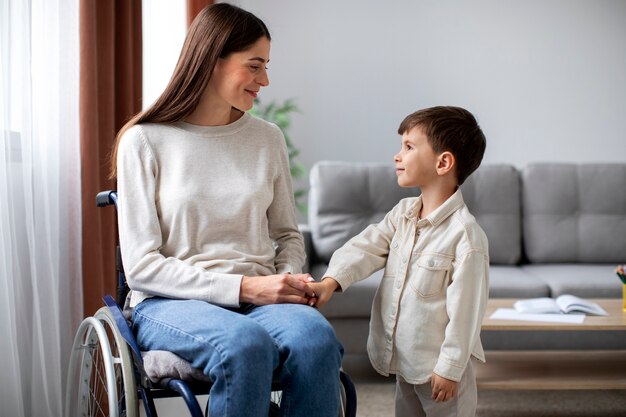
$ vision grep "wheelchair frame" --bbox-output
[65,190,357,417]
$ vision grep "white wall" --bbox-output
[232,0,626,174]
[142,0,187,109]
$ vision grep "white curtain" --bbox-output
[0,1,81,416]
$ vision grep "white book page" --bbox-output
[555,295,608,316]
[490,308,586,324]
[513,297,561,314]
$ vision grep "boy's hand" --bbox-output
[431,373,458,402]
[307,278,340,308]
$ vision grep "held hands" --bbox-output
[307,278,339,308]
[240,273,318,306]
[431,373,458,403]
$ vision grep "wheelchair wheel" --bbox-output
[66,307,138,417]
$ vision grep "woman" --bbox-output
[111,4,343,416]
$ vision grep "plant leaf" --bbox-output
[248,97,308,212]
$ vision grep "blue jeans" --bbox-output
[132,298,344,417]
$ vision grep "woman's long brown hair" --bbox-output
[109,3,270,178]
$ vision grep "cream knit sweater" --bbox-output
[117,113,305,308]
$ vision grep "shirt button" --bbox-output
[395,280,402,289]
[402,256,407,263]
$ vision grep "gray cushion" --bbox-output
[312,262,383,319]
[522,264,623,298]
[299,223,313,273]
[488,266,550,298]
[462,164,521,265]
[522,163,626,263]
[308,161,419,263]
[141,350,211,383]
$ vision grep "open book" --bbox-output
[514,295,608,316]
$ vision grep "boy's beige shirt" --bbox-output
[324,189,489,384]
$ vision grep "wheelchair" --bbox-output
[65,190,357,417]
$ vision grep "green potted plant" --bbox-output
[249,98,307,215]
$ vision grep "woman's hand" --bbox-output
[240,273,317,305]
[431,373,458,402]
[308,278,339,308]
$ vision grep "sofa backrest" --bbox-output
[308,161,522,265]
[308,161,419,264]
[462,164,522,264]
[522,163,626,263]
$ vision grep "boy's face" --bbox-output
[394,126,439,188]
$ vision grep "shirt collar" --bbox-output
[403,188,465,227]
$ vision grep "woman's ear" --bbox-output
[436,151,456,176]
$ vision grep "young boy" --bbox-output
[311,106,489,417]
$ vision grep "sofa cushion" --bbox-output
[522,163,626,263]
[462,164,522,265]
[489,266,550,298]
[312,262,384,319]
[308,161,419,263]
[522,264,622,298]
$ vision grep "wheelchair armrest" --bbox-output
[96,190,118,209]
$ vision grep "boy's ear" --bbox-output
[436,151,456,176]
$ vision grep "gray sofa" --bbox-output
[302,161,626,376]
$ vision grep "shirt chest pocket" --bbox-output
[408,254,452,297]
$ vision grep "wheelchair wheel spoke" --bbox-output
[93,351,108,404]
[88,386,106,417]
[92,346,108,417]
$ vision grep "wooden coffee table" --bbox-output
[477,298,626,390]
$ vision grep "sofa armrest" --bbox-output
[298,223,313,274]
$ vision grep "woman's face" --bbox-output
[208,37,271,112]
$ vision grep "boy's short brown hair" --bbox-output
[398,106,486,185]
